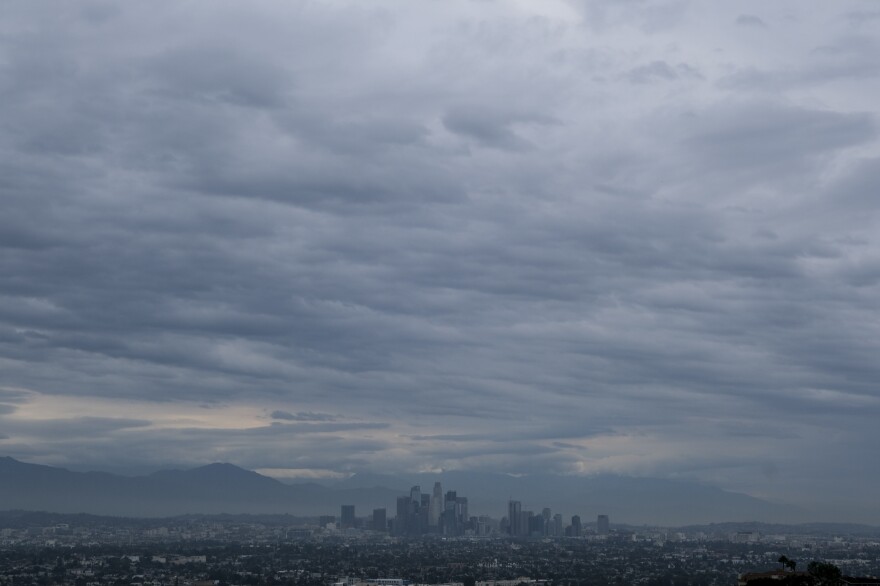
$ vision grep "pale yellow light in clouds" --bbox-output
[2,386,266,430]
[255,468,351,480]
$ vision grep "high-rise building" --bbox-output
[519,510,532,537]
[508,500,522,536]
[439,491,457,535]
[571,515,582,537]
[319,515,335,528]
[372,508,387,532]
[552,513,563,537]
[395,496,410,535]
[529,513,545,536]
[341,505,355,529]
[388,483,472,537]
[597,514,610,535]
[429,481,442,526]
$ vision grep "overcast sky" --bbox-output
[2,0,880,521]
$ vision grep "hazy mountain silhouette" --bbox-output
[0,457,398,517]
[0,457,805,524]
[332,470,807,525]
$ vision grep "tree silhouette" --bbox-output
[808,561,841,585]
[778,555,790,572]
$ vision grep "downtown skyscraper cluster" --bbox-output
[393,482,476,536]
[506,500,592,538]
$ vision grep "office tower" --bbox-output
[395,496,410,535]
[597,514,610,535]
[372,508,386,532]
[571,515,582,537]
[430,481,442,526]
[438,491,456,535]
[529,513,544,536]
[552,513,563,537]
[508,500,522,536]
[419,495,430,533]
[519,510,532,537]
[542,508,551,535]
[476,516,493,536]
[319,515,335,528]
[410,486,422,533]
[341,505,355,529]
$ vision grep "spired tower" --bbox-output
[429,481,442,526]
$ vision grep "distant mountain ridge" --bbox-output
[331,469,808,525]
[0,456,805,524]
[0,457,399,518]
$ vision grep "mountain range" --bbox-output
[0,456,805,525]
[0,457,398,518]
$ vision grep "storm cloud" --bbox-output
[2,0,880,520]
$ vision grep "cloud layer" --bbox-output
[2,0,880,520]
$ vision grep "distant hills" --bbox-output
[0,456,806,525]
[326,470,807,525]
[0,457,399,518]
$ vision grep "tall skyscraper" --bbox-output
[529,512,544,536]
[597,514,610,535]
[508,500,521,536]
[519,510,532,537]
[388,482,472,537]
[372,508,386,532]
[429,481,442,526]
[341,505,355,529]
[571,514,582,537]
[395,496,410,535]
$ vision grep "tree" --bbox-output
[787,560,797,573]
[807,561,841,585]
[778,555,790,572]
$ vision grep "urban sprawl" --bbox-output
[2,484,880,586]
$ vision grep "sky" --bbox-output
[2,0,880,521]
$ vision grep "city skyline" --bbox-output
[2,0,880,523]
[337,491,605,538]
[0,456,833,526]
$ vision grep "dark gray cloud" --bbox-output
[271,410,336,422]
[736,14,766,27]
[0,0,879,521]
[442,106,556,151]
[1,417,152,439]
[627,61,702,83]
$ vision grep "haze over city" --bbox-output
[2,0,880,525]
